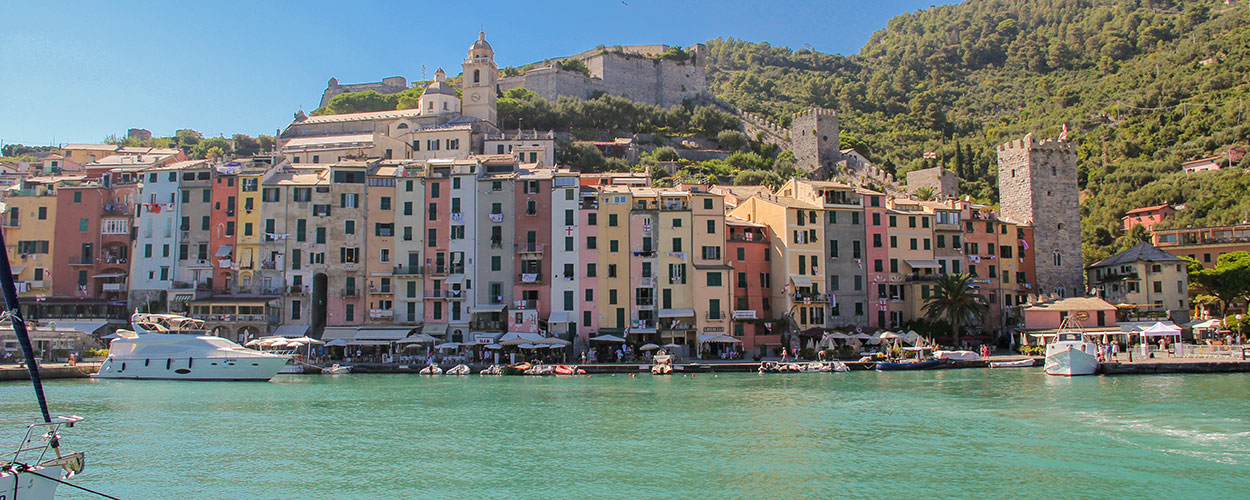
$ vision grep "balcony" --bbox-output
[2,220,18,228]
[518,273,542,284]
[635,296,655,307]
[728,233,767,243]
[823,194,862,207]
[490,238,503,249]
[341,288,359,298]
[705,311,726,321]
[515,243,545,254]
[171,281,193,290]
[470,320,505,331]
[102,205,130,215]
[639,277,656,287]
[661,201,688,211]
[792,292,828,303]
[633,249,656,258]
[905,273,938,283]
[393,265,424,275]
[69,257,94,266]
[429,265,448,275]
[368,285,392,295]
[286,285,308,295]
[101,283,125,292]
[195,281,213,291]
[260,260,279,270]
[514,299,540,310]
[369,309,394,319]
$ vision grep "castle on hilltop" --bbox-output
[318,38,710,112]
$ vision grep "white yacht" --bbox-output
[1043,317,1100,376]
[96,313,290,381]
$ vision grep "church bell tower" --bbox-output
[461,31,498,125]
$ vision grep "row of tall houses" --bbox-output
[2,133,1086,355]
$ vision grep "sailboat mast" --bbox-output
[0,227,52,422]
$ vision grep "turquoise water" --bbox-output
[2,369,1248,499]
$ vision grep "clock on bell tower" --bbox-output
[461,31,498,125]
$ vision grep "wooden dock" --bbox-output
[1100,358,1250,375]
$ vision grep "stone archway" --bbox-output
[210,326,230,338]
[237,326,259,343]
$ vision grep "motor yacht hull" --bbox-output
[1044,346,1099,376]
[95,355,289,381]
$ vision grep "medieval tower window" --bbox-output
[474,69,480,83]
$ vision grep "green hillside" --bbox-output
[704,0,1250,264]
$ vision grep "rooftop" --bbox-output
[293,108,424,125]
[1025,296,1117,312]
[1124,204,1172,216]
[1090,242,1185,268]
[282,134,377,149]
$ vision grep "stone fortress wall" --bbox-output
[320,76,409,108]
[997,133,1084,297]
[497,44,709,109]
[905,167,960,198]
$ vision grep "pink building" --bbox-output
[1022,296,1117,331]
[511,170,552,333]
[423,175,451,324]
[576,187,600,343]
[1121,204,1175,233]
[863,192,889,327]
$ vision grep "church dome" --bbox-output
[424,80,457,96]
[469,31,492,52]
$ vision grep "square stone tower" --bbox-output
[997,133,1084,297]
[790,108,840,173]
[461,31,498,126]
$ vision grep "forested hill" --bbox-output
[704,0,1250,264]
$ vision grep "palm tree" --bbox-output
[922,273,990,347]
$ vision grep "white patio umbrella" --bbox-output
[434,342,461,350]
[244,339,262,347]
[325,338,348,347]
[534,337,571,346]
[879,331,902,340]
[484,344,502,350]
[546,344,565,349]
[663,343,682,349]
[287,336,324,345]
[589,334,626,343]
[397,333,437,344]
[640,343,660,351]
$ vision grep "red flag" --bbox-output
[1059,123,1069,141]
[923,152,937,159]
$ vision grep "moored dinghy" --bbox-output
[446,364,471,375]
[479,365,503,375]
[990,358,1036,368]
[419,365,443,375]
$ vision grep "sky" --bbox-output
[0,0,956,146]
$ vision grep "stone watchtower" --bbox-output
[790,108,840,174]
[997,133,1084,297]
[461,31,498,125]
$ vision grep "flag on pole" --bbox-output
[1059,123,1069,141]
[922,152,937,159]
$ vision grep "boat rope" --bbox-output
[20,468,122,500]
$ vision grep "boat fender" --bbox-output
[188,358,193,368]
[166,359,171,370]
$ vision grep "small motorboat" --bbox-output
[503,362,531,376]
[524,364,554,376]
[651,354,674,375]
[479,365,503,376]
[991,358,1036,368]
[758,361,781,373]
[553,365,576,375]
[445,364,471,375]
[419,365,443,375]
[874,359,944,371]
[818,361,850,372]
[801,362,824,373]
[321,364,352,374]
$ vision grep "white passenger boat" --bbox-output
[1043,318,1099,376]
[95,312,290,381]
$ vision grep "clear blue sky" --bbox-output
[0,0,955,146]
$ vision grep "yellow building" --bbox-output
[884,198,937,323]
[2,178,66,297]
[689,189,732,343]
[234,165,271,291]
[596,185,635,333]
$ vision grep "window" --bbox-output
[737,272,748,288]
[587,236,597,249]
[262,188,280,202]
[345,304,355,322]
[344,220,355,235]
[78,217,89,232]
[706,219,716,234]
[291,301,301,320]
[102,218,127,234]
[587,213,597,226]
[608,264,618,278]
[707,272,722,287]
[701,246,721,260]
[294,188,312,202]
[428,228,437,247]
[339,247,359,263]
[703,198,713,210]
[873,234,882,248]
[72,191,82,203]
[316,227,326,244]
[610,240,619,253]
[380,197,391,210]
[587,263,597,277]
[37,207,47,220]
[608,214,618,227]
[375,223,394,237]
[672,238,682,252]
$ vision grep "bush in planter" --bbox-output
[52,348,69,361]
[82,348,110,359]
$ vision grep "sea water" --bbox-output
[2,369,1247,499]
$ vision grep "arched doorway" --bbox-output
[237,326,259,343]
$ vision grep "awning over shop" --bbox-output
[790,276,812,287]
[46,321,108,335]
[345,339,391,346]
[905,259,940,269]
[355,328,411,341]
[469,303,507,313]
[215,245,234,257]
[422,323,449,336]
[589,334,626,342]
[273,324,310,338]
[499,332,545,345]
[9,266,26,274]
[658,309,696,318]
[91,272,126,279]
[321,327,359,342]
[170,293,193,303]
[698,334,742,343]
[547,311,571,323]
